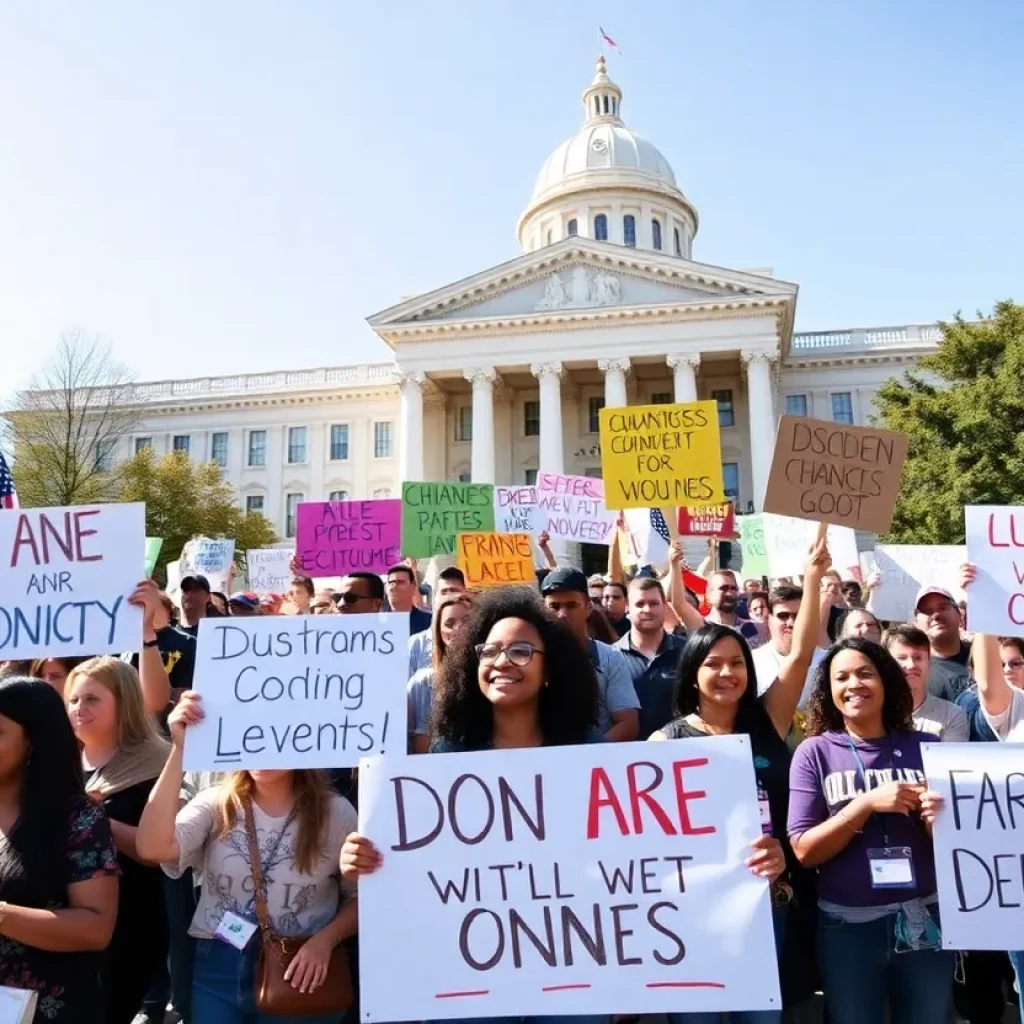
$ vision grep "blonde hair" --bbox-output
[431,594,474,672]
[214,769,334,875]
[66,656,161,749]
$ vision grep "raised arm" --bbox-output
[961,563,1015,720]
[607,516,626,585]
[537,531,558,570]
[667,541,706,634]
[129,580,172,713]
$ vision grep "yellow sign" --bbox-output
[456,532,535,589]
[599,401,725,510]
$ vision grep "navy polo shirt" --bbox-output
[614,629,686,739]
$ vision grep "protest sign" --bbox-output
[921,743,1024,951]
[181,537,235,592]
[965,506,1024,637]
[739,515,768,578]
[296,499,401,576]
[457,532,534,588]
[494,486,538,535]
[599,401,725,510]
[763,416,908,533]
[535,472,616,544]
[678,503,736,539]
[144,537,163,578]
[165,559,181,594]
[871,545,967,622]
[760,514,859,579]
[357,736,780,1021]
[401,482,495,558]
[183,612,410,771]
[0,503,144,659]
[246,549,293,594]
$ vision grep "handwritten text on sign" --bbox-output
[457,533,534,588]
[965,506,1024,638]
[357,737,779,1021]
[0,503,144,658]
[536,473,617,544]
[599,401,725,511]
[921,743,1024,951]
[871,545,967,623]
[246,549,294,594]
[401,483,495,558]
[494,487,538,535]
[763,416,908,532]
[296,499,402,576]
[183,613,409,771]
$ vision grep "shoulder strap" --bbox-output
[242,797,273,941]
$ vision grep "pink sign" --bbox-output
[536,472,617,545]
[296,499,402,576]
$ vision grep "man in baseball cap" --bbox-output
[914,585,970,701]
[179,575,213,636]
[228,592,260,616]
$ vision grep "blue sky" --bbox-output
[1,0,1021,392]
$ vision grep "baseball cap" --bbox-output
[539,567,589,597]
[180,574,211,592]
[228,591,259,610]
[914,586,956,613]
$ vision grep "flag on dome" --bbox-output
[599,27,622,55]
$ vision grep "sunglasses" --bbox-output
[338,592,371,606]
[474,641,545,667]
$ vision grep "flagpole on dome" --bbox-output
[599,26,622,57]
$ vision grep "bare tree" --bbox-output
[6,330,139,507]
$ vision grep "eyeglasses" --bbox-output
[1004,659,1024,671]
[338,592,370,606]
[773,611,797,623]
[474,641,544,666]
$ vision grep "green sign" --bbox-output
[739,515,768,578]
[401,482,495,558]
[144,537,164,577]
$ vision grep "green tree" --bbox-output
[119,448,278,583]
[874,300,1024,543]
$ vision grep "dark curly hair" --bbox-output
[431,587,599,750]
[803,638,914,736]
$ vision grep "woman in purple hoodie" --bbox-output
[787,638,952,1024]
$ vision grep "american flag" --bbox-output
[650,508,671,546]
[622,507,671,568]
[599,26,622,55]
[0,452,17,509]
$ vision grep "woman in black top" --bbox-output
[0,677,118,1022]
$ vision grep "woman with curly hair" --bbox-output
[787,638,953,1024]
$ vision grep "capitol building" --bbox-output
[115,57,940,550]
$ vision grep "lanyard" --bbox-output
[844,733,893,846]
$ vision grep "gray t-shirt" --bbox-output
[407,667,435,737]
[589,638,641,732]
[912,693,970,742]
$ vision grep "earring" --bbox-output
[543,679,549,688]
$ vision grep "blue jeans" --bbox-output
[192,939,343,1024]
[1010,950,1023,994]
[817,908,954,1024]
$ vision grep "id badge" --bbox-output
[758,797,773,834]
[214,910,258,949]
[867,847,916,889]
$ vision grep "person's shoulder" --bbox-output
[68,792,108,832]
[328,792,358,832]
[407,667,434,692]
[595,639,626,663]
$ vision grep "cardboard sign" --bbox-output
[678,503,736,539]
[761,513,860,579]
[536,472,617,545]
[296,499,401,576]
[599,401,725,510]
[0,503,144,658]
[964,506,1024,637]
[183,613,410,770]
[181,537,235,592]
[763,416,908,533]
[246,549,294,594]
[739,515,769,578]
[144,537,163,578]
[922,743,1024,951]
[456,532,535,588]
[357,736,780,1021]
[401,482,495,558]
[871,545,967,622]
[494,486,539,535]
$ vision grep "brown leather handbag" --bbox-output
[243,798,354,1017]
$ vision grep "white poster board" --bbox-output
[965,506,1024,638]
[357,736,780,1021]
[246,549,293,594]
[535,472,617,545]
[761,513,859,579]
[184,613,409,770]
[181,536,235,592]
[0,503,144,659]
[870,545,966,622]
[921,742,1024,951]
[493,486,539,535]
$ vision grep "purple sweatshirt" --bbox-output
[787,729,938,907]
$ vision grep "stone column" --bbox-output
[396,371,425,481]
[667,353,700,403]
[598,357,630,409]
[531,362,564,475]
[742,348,777,510]
[463,367,498,483]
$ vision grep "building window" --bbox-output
[287,426,307,464]
[373,487,392,498]
[832,392,854,424]
[525,469,538,485]
[457,473,471,483]
[723,463,740,501]
[247,429,267,467]
[374,422,393,458]
[455,406,473,442]
[588,396,605,433]
[172,435,190,455]
[545,229,553,245]
[623,214,636,247]
[245,494,264,515]
[712,389,735,427]
[524,400,540,437]
[211,431,229,468]
[594,213,608,241]
[285,493,303,538]
[785,394,808,417]
[674,227,682,256]
[94,442,115,472]
[594,97,600,117]
[134,437,152,454]
[652,219,662,251]
[567,218,578,236]
[329,424,349,460]
[329,489,348,502]
[651,391,673,405]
